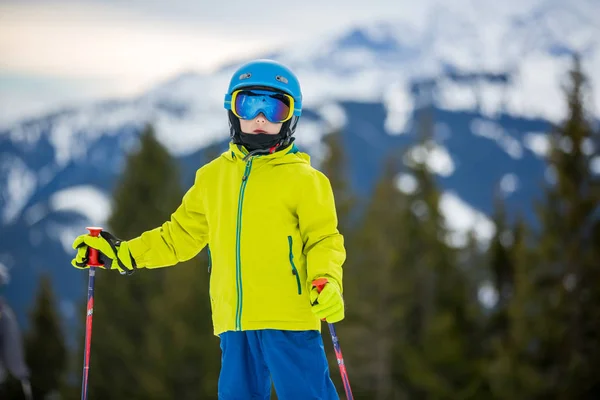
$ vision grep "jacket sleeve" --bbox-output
[297,169,346,292]
[127,167,209,268]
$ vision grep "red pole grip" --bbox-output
[85,226,103,267]
[312,277,329,294]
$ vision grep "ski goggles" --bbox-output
[227,89,296,123]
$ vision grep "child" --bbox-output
[72,59,346,399]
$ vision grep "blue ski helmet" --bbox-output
[224,59,303,147]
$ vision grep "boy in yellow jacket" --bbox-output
[71,59,346,399]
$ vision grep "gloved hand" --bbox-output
[310,278,344,323]
[71,231,136,275]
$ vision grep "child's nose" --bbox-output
[255,113,267,124]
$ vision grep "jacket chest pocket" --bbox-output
[287,236,302,295]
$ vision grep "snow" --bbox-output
[592,50,600,118]
[295,118,326,149]
[408,145,427,164]
[0,262,9,285]
[504,53,573,122]
[426,144,455,177]
[523,132,550,158]
[1,1,600,242]
[2,122,45,147]
[560,136,574,153]
[332,48,379,69]
[396,173,418,194]
[478,282,499,309]
[405,141,455,177]
[49,223,88,254]
[38,165,58,187]
[275,40,330,69]
[545,165,558,185]
[24,202,48,226]
[48,185,111,225]
[500,230,514,247]
[2,1,599,171]
[439,191,496,247]
[318,103,347,131]
[152,108,229,156]
[470,118,523,159]
[500,173,519,194]
[38,102,149,167]
[296,68,385,108]
[581,138,595,156]
[383,81,413,135]
[479,81,507,119]
[435,79,478,112]
[591,156,600,175]
[1,156,37,225]
[60,300,76,320]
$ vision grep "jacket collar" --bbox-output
[221,141,309,165]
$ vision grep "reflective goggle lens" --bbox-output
[232,89,293,123]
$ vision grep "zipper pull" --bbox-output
[242,159,252,181]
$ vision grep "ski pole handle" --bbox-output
[312,277,329,295]
[312,278,329,321]
[311,278,354,400]
[85,227,103,267]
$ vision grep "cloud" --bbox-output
[0,0,438,78]
[0,2,279,80]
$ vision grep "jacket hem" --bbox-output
[213,319,321,336]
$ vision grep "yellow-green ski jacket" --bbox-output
[127,142,346,335]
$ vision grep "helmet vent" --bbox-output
[239,72,252,80]
[275,75,288,84]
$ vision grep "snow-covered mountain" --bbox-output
[1,0,599,328]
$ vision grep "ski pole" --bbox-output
[81,226,103,400]
[312,278,354,400]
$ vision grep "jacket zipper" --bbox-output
[235,158,253,330]
[288,236,302,295]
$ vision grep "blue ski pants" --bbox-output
[218,329,339,400]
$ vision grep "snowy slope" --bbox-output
[4,0,597,157]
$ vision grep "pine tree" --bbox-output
[345,156,406,399]
[203,140,226,165]
[132,127,220,399]
[316,129,360,395]
[139,248,219,400]
[487,190,514,344]
[491,216,549,399]
[345,107,486,399]
[391,107,486,399]
[488,55,600,400]
[485,208,541,399]
[24,274,68,399]
[319,129,355,234]
[531,55,600,398]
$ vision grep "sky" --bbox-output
[0,0,436,124]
